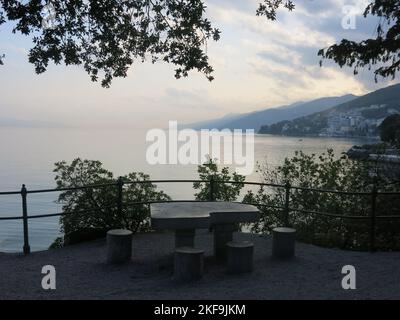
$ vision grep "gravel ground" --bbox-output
[1,230,399,300]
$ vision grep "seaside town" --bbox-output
[323,105,400,137]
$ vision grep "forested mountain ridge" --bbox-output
[259,84,400,137]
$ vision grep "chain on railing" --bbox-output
[0,178,399,254]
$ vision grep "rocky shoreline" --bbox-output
[346,145,400,163]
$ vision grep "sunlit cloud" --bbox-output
[0,0,397,128]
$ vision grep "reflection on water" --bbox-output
[0,128,375,252]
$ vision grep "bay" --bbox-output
[0,127,374,252]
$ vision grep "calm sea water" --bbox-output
[0,127,375,252]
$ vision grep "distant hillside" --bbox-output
[183,95,357,131]
[259,83,400,137]
[181,113,242,130]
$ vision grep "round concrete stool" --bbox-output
[272,227,296,259]
[226,241,254,274]
[174,247,204,282]
[106,229,133,264]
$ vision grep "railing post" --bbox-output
[21,184,30,255]
[284,182,291,227]
[209,175,215,201]
[117,177,124,217]
[369,183,377,252]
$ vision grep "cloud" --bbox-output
[0,0,397,128]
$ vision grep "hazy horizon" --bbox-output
[1,0,399,130]
[0,91,361,130]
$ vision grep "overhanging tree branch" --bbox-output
[0,0,221,87]
[257,0,400,82]
[0,0,399,86]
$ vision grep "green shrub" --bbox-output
[243,149,400,250]
[52,158,170,245]
[379,114,400,146]
[193,158,245,201]
[49,236,64,249]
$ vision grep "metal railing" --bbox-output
[0,177,399,254]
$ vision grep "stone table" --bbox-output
[150,201,259,259]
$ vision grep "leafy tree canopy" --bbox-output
[379,114,400,145]
[243,149,400,250]
[318,1,400,81]
[0,0,221,87]
[0,0,398,86]
[257,0,400,81]
[193,158,245,202]
[54,158,170,238]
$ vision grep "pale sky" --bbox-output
[0,0,398,129]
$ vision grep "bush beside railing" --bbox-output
[0,178,399,254]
